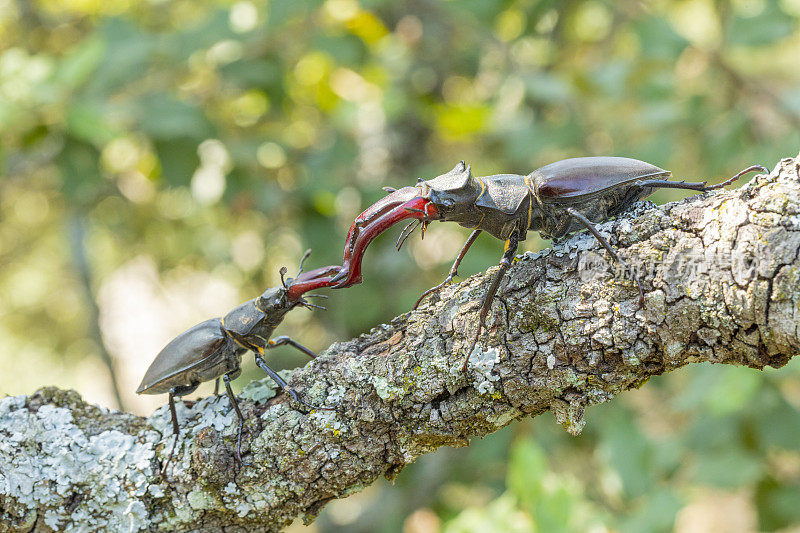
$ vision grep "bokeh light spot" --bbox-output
[257,142,287,169]
[571,1,612,42]
[294,53,330,86]
[12,190,50,227]
[102,137,140,174]
[191,166,225,205]
[668,0,722,48]
[494,9,526,42]
[229,1,259,33]
[231,230,265,271]
[206,40,243,66]
[324,0,360,22]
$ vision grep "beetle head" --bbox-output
[252,285,299,330]
[253,249,344,306]
[256,286,287,311]
[421,161,483,218]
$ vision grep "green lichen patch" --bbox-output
[371,376,407,401]
[516,298,558,333]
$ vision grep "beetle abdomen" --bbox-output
[531,157,669,202]
[137,318,237,395]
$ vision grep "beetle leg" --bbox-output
[705,165,769,189]
[223,373,248,467]
[160,384,200,479]
[267,335,317,359]
[635,164,768,192]
[254,354,336,411]
[160,391,180,479]
[213,378,220,396]
[463,231,519,372]
[162,387,192,478]
[414,229,482,310]
[566,207,645,306]
[254,354,297,399]
[634,179,707,191]
[168,392,180,435]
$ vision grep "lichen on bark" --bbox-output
[2,154,799,532]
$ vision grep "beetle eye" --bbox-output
[441,198,455,207]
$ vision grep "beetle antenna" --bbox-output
[279,266,289,288]
[304,293,329,299]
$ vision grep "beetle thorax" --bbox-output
[258,287,285,306]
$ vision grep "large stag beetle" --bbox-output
[137,251,341,476]
[330,157,768,371]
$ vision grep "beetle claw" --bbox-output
[284,388,337,413]
[285,264,345,300]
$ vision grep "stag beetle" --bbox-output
[331,157,768,370]
[137,250,341,476]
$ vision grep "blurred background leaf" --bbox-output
[1,0,799,531]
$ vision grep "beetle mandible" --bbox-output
[137,250,341,476]
[330,157,769,370]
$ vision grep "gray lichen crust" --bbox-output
[2,154,799,532]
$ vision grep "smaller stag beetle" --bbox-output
[137,250,340,476]
[331,157,769,371]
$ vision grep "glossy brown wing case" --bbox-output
[531,156,670,201]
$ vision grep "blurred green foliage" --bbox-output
[1,0,799,531]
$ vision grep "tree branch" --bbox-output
[2,154,799,532]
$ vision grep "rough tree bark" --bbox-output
[2,154,799,532]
